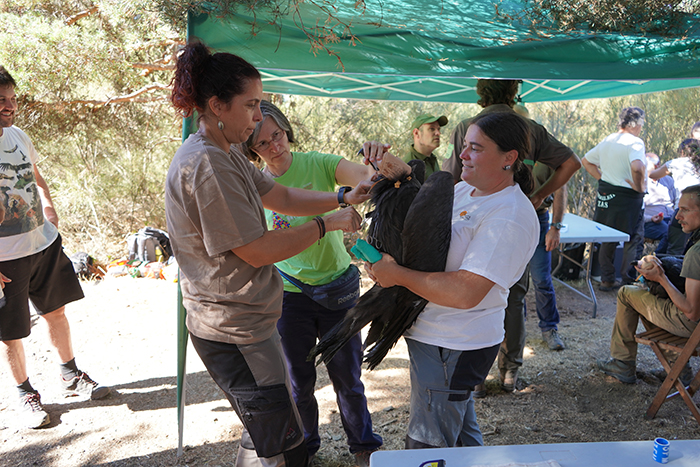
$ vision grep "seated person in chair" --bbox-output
[598,184,700,384]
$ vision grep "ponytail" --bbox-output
[512,159,534,195]
[171,39,260,118]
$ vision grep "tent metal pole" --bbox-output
[177,10,195,459]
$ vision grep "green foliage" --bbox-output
[509,0,700,36]
[154,0,367,70]
[155,0,277,30]
[4,0,700,263]
[0,1,180,260]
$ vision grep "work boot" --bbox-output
[542,329,566,350]
[597,358,636,384]
[472,383,486,399]
[599,281,621,292]
[650,363,694,387]
[501,368,518,392]
[19,392,50,429]
[61,370,111,400]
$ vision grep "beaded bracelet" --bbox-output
[313,216,326,243]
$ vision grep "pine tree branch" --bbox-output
[132,63,176,72]
[65,6,99,26]
[24,84,171,109]
[104,84,171,105]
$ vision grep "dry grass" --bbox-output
[0,275,699,466]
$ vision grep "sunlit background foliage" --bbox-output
[1,1,700,261]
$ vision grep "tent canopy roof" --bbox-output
[190,0,700,102]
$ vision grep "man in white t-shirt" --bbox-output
[639,153,676,256]
[582,107,647,290]
[0,67,110,430]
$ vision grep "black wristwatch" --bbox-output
[550,222,563,230]
[338,186,352,208]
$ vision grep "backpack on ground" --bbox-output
[126,227,172,263]
[70,252,104,280]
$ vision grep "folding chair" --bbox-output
[635,324,700,423]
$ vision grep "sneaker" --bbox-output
[597,358,636,384]
[599,281,621,292]
[542,329,566,351]
[354,450,377,467]
[650,363,694,386]
[61,371,111,400]
[19,392,50,429]
[501,368,518,392]
[472,383,486,399]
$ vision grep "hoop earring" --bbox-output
[218,121,224,130]
[503,165,512,170]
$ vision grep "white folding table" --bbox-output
[370,439,700,467]
[551,213,629,318]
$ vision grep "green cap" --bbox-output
[411,114,448,130]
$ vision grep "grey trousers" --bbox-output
[405,338,499,448]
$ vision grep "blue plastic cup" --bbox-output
[653,438,669,464]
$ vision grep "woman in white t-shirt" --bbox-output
[364,111,539,449]
[652,139,700,198]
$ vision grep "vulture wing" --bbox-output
[308,163,423,365]
[363,171,454,369]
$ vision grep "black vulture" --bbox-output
[309,157,454,370]
[634,254,685,299]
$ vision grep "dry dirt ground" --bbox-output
[1,272,700,467]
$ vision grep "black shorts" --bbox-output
[0,235,84,341]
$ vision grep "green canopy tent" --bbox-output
[177,0,700,456]
[187,0,700,103]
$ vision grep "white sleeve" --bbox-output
[628,139,646,164]
[584,143,600,166]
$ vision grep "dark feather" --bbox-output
[363,171,453,369]
[643,255,685,299]
[309,163,422,366]
[364,164,422,259]
[309,162,454,370]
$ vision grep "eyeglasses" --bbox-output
[253,129,285,152]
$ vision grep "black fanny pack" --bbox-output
[276,264,360,311]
